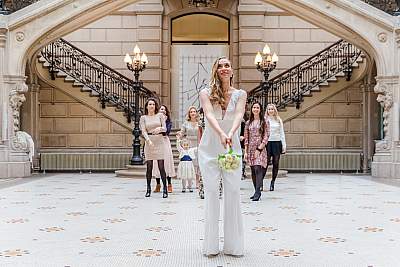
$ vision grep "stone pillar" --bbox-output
[0,25,31,178]
[237,0,268,91]
[371,76,397,178]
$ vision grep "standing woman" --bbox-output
[179,106,201,189]
[153,105,176,193]
[140,98,168,198]
[265,104,286,191]
[198,56,247,257]
[244,102,269,201]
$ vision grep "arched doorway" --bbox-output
[170,13,230,126]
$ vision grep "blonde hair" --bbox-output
[185,106,199,122]
[266,104,281,121]
[180,138,190,147]
[209,56,233,106]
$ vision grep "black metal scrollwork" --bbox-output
[247,40,362,110]
[362,0,400,15]
[41,39,155,122]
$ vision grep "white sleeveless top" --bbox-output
[198,88,246,158]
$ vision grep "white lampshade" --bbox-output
[133,44,140,54]
[141,53,148,64]
[266,55,272,62]
[272,53,279,63]
[124,53,132,64]
[262,44,271,55]
[254,52,262,65]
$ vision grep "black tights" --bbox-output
[156,177,172,185]
[146,160,167,189]
[267,153,281,181]
[250,165,265,194]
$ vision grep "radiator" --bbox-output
[280,152,361,171]
[40,153,131,171]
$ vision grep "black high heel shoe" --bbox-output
[145,188,151,197]
[270,180,275,191]
[252,192,261,201]
[163,186,168,198]
[250,193,255,199]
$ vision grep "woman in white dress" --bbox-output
[198,57,247,257]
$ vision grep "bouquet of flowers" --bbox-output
[218,146,241,172]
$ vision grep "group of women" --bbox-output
[244,102,286,201]
[139,56,286,257]
[139,101,202,199]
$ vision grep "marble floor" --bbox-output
[0,172,399,267]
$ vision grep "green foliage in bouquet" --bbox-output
[218,147,242,172]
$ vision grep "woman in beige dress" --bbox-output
[153,105,176,193]
[179,106,201,188]
[140,98,168,198]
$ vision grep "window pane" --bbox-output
[172,14,229,43]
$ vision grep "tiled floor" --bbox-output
[0,172,400,267]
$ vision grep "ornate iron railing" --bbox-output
[41,39,155,123]
[0,0,41,14]
[248,40,362,110]
[362,0,400,15]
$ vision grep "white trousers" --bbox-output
[201,162,244,256]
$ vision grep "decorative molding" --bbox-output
[395,28,400,48]
[10,131,29,152]
[377,32,388,43]
[375,139,391,152]
[15,31,25,42]
[0,28,7,48]
[9,82,28,133]
[374,82,393,143]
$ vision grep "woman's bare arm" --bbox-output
[199,90,225,136]
[227,90,247,143]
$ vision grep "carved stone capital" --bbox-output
[9,82,28,133]
[10,131,30,152]
[374,83,393,140]
[375,140,391,152]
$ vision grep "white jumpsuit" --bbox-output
[198,88,245,256]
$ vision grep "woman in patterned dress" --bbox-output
[179,106,202,189]
[244,102,270,201]
[140,98,168,198]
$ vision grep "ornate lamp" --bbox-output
[124,45,148,165]
[254,43,279,82]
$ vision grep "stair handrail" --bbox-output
[248,39,362,110]
[41,38,156,123]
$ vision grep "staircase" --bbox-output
[247,40,366,122]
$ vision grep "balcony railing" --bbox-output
[0,0,41,14]
[362,0,400,15]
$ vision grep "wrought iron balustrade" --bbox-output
[0,0,41,14]
[248,40,362,110]
[362,0,400,15]
[41,39,155,123]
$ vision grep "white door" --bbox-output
[171,45,229,127]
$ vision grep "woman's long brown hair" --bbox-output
[209,56,233,107]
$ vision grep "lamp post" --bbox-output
[124,45,148,165]
[254,43,279,106]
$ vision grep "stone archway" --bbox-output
[1,0,398,178]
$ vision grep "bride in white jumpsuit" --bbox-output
[198,57,247,257]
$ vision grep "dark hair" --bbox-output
[249,102,266,137]
[144,97,159,115]
[160,104,170,122]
